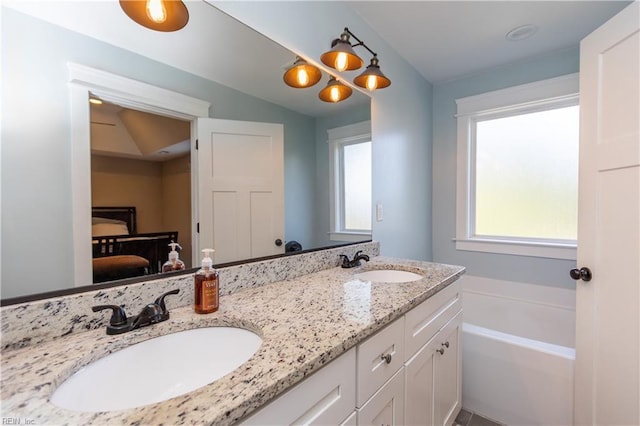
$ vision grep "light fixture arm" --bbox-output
[341,27,377,58]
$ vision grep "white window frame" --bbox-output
[328,120,372,242]
[455,73,579,260]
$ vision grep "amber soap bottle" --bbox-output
[194,249,219,314]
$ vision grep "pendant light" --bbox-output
[120,0,189,32]
[320,30,364,72]
[283,57,322,89]
[353,55,391,91]
[318,77,352,103]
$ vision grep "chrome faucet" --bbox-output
[92,289,179,335]
[340,250,370,268]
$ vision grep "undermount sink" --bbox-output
[50,327,262,412]
[354,269,424,283]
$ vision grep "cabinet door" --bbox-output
[434,312,462,426]
[357,368,405,426]
[405,333,436,425]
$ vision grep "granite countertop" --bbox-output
[0,257,464,425]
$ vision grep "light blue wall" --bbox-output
[432,47,580,289]
[1,8,319,297]
[213,1,434,261]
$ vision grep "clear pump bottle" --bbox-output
[162,241,186,273]
[194,249,219,314]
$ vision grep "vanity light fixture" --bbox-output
[321,27,391,91]
[318,76,352,103]
[320,29,364,72]
[119,0,189,32]
[89,97,103,105]
[353,55,391,91]
[283,57,322,89]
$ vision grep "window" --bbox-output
[455,74,579,259]
[328,121,372,241]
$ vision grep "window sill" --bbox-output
[454,237,576,260]
[329,231,372,242]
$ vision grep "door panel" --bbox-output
[575,3,640,424]
[197,118,284,264]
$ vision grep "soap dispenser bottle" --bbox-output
[162,241,186,273]
[194,249,219,314]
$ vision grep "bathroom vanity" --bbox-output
[0,243,464,425]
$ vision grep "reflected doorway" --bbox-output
[89,99,192,282]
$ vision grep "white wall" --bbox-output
[211,1,434,262]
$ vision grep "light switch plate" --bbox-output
[376,204,383,222]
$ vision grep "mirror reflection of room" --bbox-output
[90,99,192,283]
[0,1,371,301]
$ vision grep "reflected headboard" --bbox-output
[91,206,137,234]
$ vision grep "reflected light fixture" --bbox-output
[89,97,103,105]
[318,77,352,103]
[283,57,322,88]
[320,30,364,72]
[353,55,391,91]
[119,0,189,32]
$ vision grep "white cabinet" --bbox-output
[405,282,462,426]
[356,317,405,426]
[241,281,462,426]
[405,337,435,425]
[405,313,462,426]
[433,313,462,426]
[356,316,405,407]
[241,348,356,426]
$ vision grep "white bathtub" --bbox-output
[460,276,576,426]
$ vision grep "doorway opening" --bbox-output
[89,99,192,282]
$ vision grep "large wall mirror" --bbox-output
[1,1,372,302]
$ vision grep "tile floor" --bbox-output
[455,408,504,426]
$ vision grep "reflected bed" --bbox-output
[91,207,178,283]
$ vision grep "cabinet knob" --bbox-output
[380,353,392,364]
[436,348,445,355]
[442,341,450,348]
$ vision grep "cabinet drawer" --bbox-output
[404,281,461,360]
[241,348,356,425]
[357,316,405,407]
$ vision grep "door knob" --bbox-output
[275,239,283,247]
[570,267,592,282]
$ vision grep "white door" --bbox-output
[196,118,284,264]
[574,3,640,425]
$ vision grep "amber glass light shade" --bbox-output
[353,56,391,91]
[120,0,189,32]
[318,77,352,103]
[283,58,322,88]
[320,32,364,72]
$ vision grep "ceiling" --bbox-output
[4,0,631,116]
[2,0,369,118]
[348,1,631,83]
